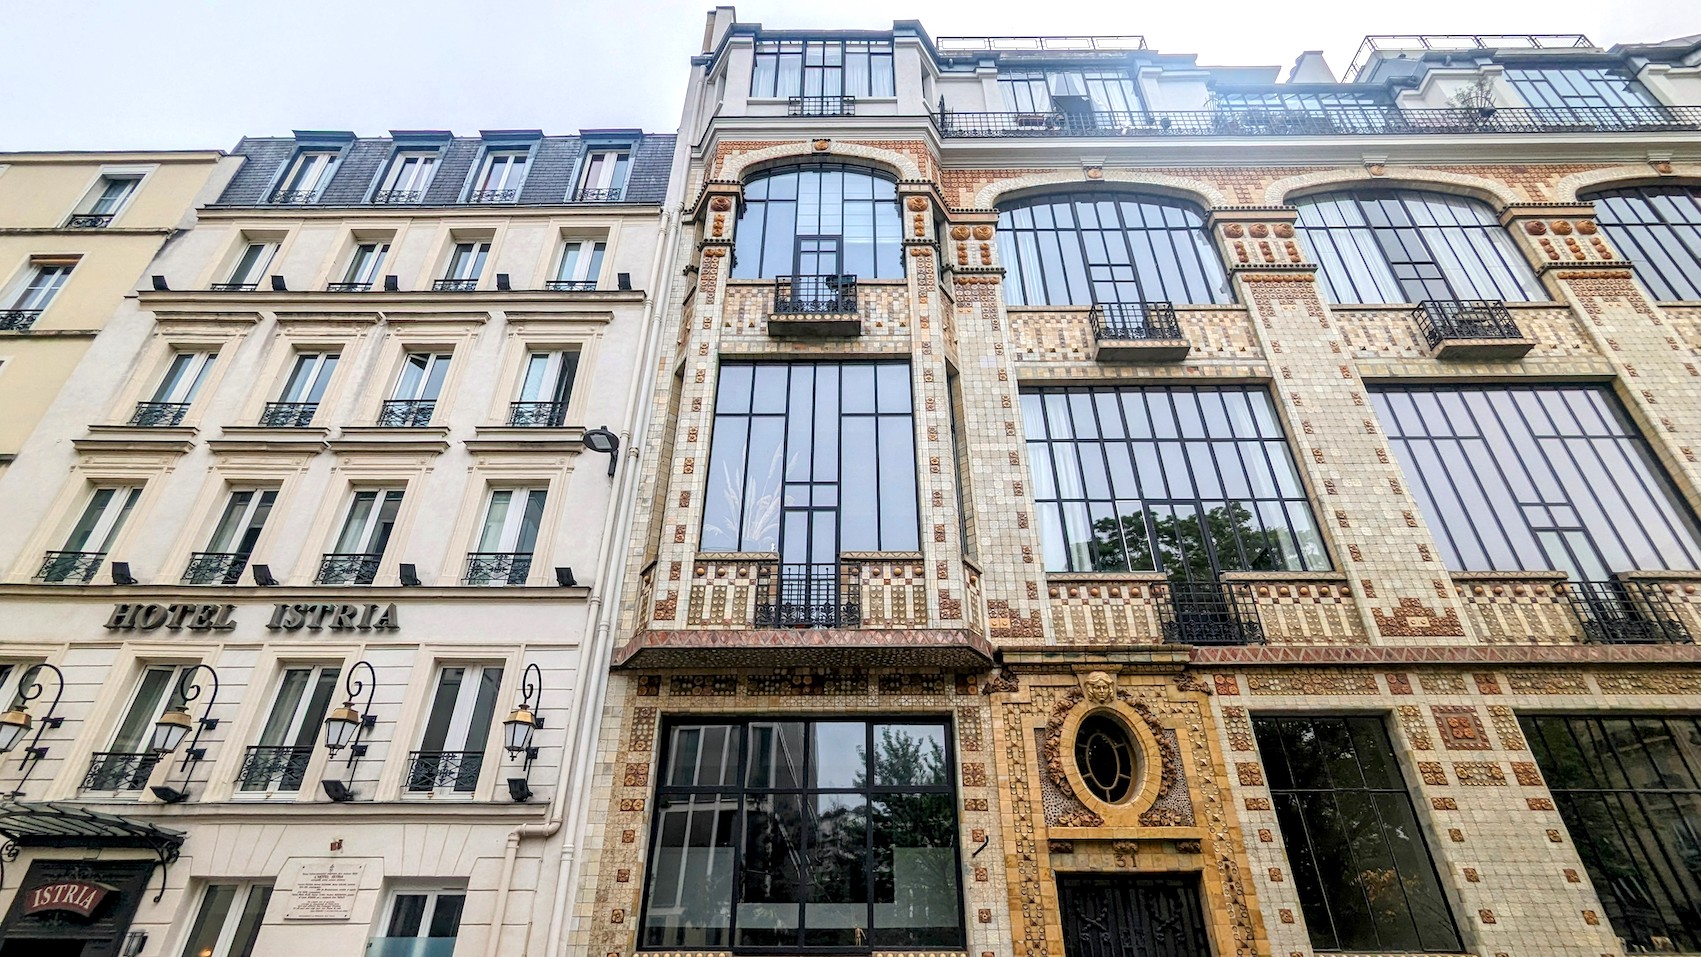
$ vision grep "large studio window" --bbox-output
[1021,386,1327,578]
[996,192,1230,307]
[1582,185,1701,301]
[1255,715,1462,953]
[640,718,963,951]
[731,166,903,280]
[1295,188,1544,304]
[750,39,895,99]
[1372,385,1701,579]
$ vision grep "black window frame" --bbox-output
[1503,65,1661,112]
[1254,713,1464,953]
[1582,185,1701,302]
[1521,712,1701,952]
[731,164,905,281]
[638,715,966,953]
[1295,188,1546,305]
[750,39,895,99]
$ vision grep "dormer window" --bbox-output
[272,150,338,204]
[375,151,439,204]
[574,151,629,202]
[66,174,142,227]
[469,149,529,203]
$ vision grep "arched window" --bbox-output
[995,192,1230,306]
[1295,189,1544,304]
[1582,185,1701,301]
[730,164,903,280]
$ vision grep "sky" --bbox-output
[1,0,1695,152]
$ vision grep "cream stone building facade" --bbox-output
[0,150,232,478]
[572,14,1701,957]
[0,128,679,957]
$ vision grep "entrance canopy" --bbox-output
[0,802,184,901]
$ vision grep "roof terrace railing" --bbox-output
[1344,33,1594,81]
[934,104,1701,138]
[934,35,1148,54]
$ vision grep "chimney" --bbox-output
[702,6,738,53]
[1288,51,1335,84]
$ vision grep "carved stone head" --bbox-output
[1083,671,1116,704]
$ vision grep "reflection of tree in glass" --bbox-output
[1091,502,1283,579]
[860,728,959,946]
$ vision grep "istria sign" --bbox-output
[104,601,400,632]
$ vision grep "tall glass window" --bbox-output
[996,192,1231,306]
[1582,185,1701,301]
[751,40,895,98]
[1255,715,1462,953]
[731,166,903,280]
[1504,66,1661,112]
[1021,386,1327,577]
[1372,385,1701,579]
[641,718,963,951]
[1296,189,1544,304]
[1522,714,1701,952]
[702,362,918,559]
[999,69,1142,115]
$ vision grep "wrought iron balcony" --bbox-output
[1089,301,1189,361]
[237,745,315,791]
[63,213,114,228]
[83,752,160,791]
[544,279,597,291]
[1159,580,1265,645]
[1563,579,1692,644]
[258,401,318,428]
[467,189,517,204]
[405,750,484,792]
[182,551,249,585]
[573,187,625,202]
[0,309,42,331]
[270,189,322,204]
[372,189,424,205]
[325,281,372,292]
[934,104,1701,138]
[36,550,105,583]
[128,401,189,427]
[789,95,857,116]
[754,562,862,629]
[1411,299,1532,359]
[210,282,259,292]
[463,552,533,585]
[316,552,383,585]
[377,398,436,427]
[433,278,480,292]
[507,401,567,427]
[774,274,858,314]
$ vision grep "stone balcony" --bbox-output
[1045,571,1366,646]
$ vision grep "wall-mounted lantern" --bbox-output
[149,663,220,803]
[321,660,377,802]
[503,663,544,802]
[0,663,66,798]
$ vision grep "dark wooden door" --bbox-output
[1057,875,1213,957]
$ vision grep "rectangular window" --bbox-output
[752,40,894,98]
[1504,66,1661,113]
[576,150,629,201]
[273,150,338,203]
[185,488,276,584]
[552,240,606,289]
[132,350,216,426]
[239,665,339,791]
[442,242,490,282]
[1255,715,1461,952]
[470,149,528,202]
[325,488,404,580]
[62,485,142,554]
[1523,714,1701,952]
[373,890,466,956]
[222,242,278,289]
[84,664,190,790]
[1373,385,1701,578]
[466,487,547,585]
[375,151,439,203]
[277,351,339,404]
[508,350,579,426]
[337,241,390,289]
[407,666,503,793]
[68,174,141,226]
[5,261,74,313]
[642,718,962,951]
[1021,385,1327,577]
[179,882,272,957]
[999,69,1143,115]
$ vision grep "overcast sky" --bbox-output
[2,0,1694,152]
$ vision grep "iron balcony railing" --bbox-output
[467,189,517,204]
[270,189,321,204]
[934,105,1701,138]
[237,745,315,791]
[1,309,42,331]
[316,552,383,585]
[433,278,480,292]
[1089,301,1183,341]
[788,95,857,116]
[36,550,105,584]
[182,551,250,585]
[507,401,567,427]
[1159,580,1266,645]
[406,750,484,792]
[574,187,625,202]
[258,401,318,428]
[377,398,436,427]
[544,279,597,291]
[464,552,533,585]
[774,274,858,315]
[372,189,423,205]
[63,213,114,228]
[935,35,1149,53]
[1564,579,1692,645]
[83,752,160,791]
[1412,299,1524,348]
[754,562,862,629]
[129,401,189,427]
[1344,34,1594,83]
[210,282,259,292]
[325,281,372,292]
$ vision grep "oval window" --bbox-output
[1074,713,1136,804]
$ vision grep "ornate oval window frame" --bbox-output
[1058,701,1165,825]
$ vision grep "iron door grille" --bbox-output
[1056,875,1213,957]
